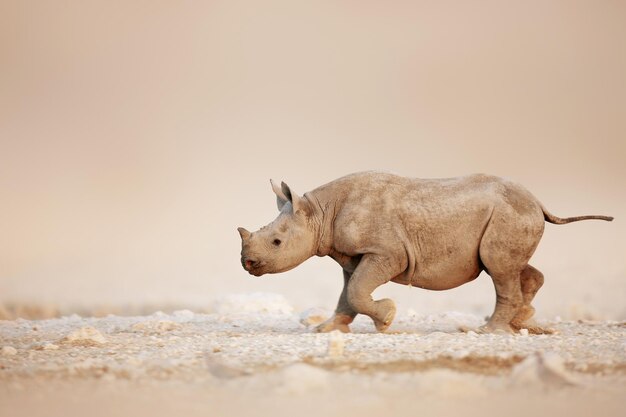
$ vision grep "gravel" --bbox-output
[0,293,624,417]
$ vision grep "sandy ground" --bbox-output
[1,293,625,417]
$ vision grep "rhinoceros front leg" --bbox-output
[346,255,398,332]
[315,270,356,333]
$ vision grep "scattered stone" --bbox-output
[172,309,195,322]
[2,346,17,356]
[0,307,623,401]
[519,328,529,336]
[299,307,330,326]
[154,320,180,332]
[63,326,107,346]
[42,343,59,350]
[131,320,181,334]
[278,363,329,394]
[33,342,60,351]
[510,352,579,387]
[327,330,345,358]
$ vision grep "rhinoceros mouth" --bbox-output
[246,263,267,276]
[249,269,265,277]
[244,261,297,276]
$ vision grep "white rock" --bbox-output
[2,346,17,356]
[42,343,59,350]
[519,328,529,336]
[213,293,293,315]
[327,330,345,358]
[510,352,579,387]
[278,363,329,394]
[299,307,330,326]
[63,326,107,346]
[131,320,181,334]
[173,310,195,322]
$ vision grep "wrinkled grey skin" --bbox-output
[238,172,613,334]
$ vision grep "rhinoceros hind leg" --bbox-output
[476,205,544,334]
[509,265,554,334]
[479,271,523,334]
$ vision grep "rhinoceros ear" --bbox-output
[280,181,309,214]
[270,179,289,211]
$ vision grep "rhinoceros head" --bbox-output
[237,180,317,276]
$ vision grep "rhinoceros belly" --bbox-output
[392,251,483,291]
[392,203,490,290]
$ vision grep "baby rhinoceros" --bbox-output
[237,172,613,334]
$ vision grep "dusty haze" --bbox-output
[1,1,624,319]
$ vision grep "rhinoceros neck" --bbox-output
[304,187,341,257]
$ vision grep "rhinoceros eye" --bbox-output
[272,239,282,247]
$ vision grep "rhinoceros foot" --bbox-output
[372,298,396,333]
[314,314,353,333]
[508,305,555,334]
[510,319,556,335]
[475,323,516,334]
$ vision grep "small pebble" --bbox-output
[173,310,195,321]
[2,346,17,356]
[132,320,181,334]
[42,343,59,350]
[299,308,330,327]
[63,326,107,346]
[327,330,345,358]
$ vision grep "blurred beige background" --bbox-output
[1,1,624,318]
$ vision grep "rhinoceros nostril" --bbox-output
[244,259,258,270]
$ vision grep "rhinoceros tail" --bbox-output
[541,205,614,224]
